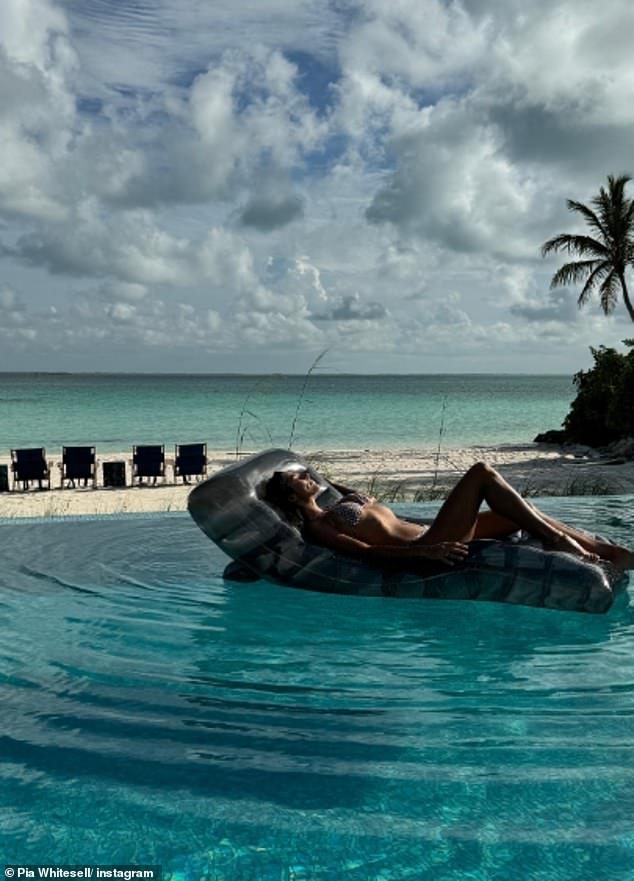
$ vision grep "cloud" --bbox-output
[311,293,388,322]
[240,191,304,231]
[9,212,258,290]
[510,287,582,323]
[98,281,148,303]
[0,283,35,341]
[61,0,344,93]
[365,100,537,259]
[0,285,19,310]
[81,47,328,212]
[356,0,634,265]
[2,0,634,372]
[341,0,489,90]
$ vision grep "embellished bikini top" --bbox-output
[324,492,372,528]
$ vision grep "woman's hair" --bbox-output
[264,470,306,530]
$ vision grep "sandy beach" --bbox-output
[2,443,634,519]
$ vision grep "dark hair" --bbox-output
[264,470,306,530]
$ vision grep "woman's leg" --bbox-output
[417,462,598,560]
[473,505,633,568]
[472,510,519,540]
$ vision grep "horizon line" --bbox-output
[0,370,574,377]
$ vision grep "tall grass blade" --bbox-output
[431,395,448,490]
[235,378,274,458]
[287,349,329,450]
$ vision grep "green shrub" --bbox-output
[564,344,634,445]
[607,348,634,437]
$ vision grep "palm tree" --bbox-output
[541,174,634,322]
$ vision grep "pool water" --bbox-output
[1,497,634,880]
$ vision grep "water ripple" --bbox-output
[1,511,634,877]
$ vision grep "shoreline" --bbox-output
[2,444,634,519]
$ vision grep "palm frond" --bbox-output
[611,195,634,252]
[595,174,631,207]
[608,173,631,199]
[566,199,607,239]
[550,259,600,290]
[598,270,620,315]
[623,198,634,228]
[541,233,607,259]
[593,175,633,232]
[577,261,610,306]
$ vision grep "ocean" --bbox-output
[0,373,575,453]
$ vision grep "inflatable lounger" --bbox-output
[187,448,626,613]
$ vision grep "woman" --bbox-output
[266,462,633,571]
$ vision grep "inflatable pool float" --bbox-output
[187,449,626,613]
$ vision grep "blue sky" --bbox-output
[1,0,634,373]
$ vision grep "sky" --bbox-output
[2,0,634,374]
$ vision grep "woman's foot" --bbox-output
[603,546,634,570]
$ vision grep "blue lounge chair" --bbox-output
[62,446,96,488]
[174,443,207,484]
[11,448,51,490]
[132,445,165,485]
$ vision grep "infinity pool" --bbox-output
[1,497,634,879]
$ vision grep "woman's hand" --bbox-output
[415,542,469,565]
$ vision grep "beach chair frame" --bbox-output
[174,443,208,484]
[11,448,51,491]
[62,446,97,488]
[132,445,165,485]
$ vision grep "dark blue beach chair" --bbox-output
[11,448,51,491]
[62,446,96,488]
[132,445,165,485]
[174,443,207,484]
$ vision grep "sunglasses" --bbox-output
[285,469,310,482]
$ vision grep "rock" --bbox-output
[533,429,567,444]
[566,444,595,457]
[605,436,634,459]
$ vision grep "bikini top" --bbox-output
[324,492,372,528]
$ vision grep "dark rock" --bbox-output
[604,437,634,459]
[533,429,567,444]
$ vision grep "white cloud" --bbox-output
[60,0,343,93]
[293,257,329,304]
[311,293,388,322]
[10,210,259,291]
[2,0,634,371]
[98,281,148,303]
[89,47,327,210]
[0,285,19,310]
[107,302,137,323]
[510,287,579,323]
[366,103,532,257]
[342,0,489,89]
[0,0,79,221]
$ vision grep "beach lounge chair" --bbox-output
[62,446,96,488]
[132,445,165,485]
[174,443,208,483]
[11,448,51,491]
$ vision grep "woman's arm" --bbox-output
[308,520,468,566]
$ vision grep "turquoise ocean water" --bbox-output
[0,373,574,452]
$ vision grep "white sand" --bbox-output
[2,444,634,519]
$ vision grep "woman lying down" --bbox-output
[265,462,634,572]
